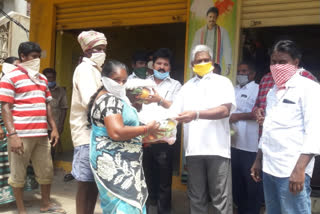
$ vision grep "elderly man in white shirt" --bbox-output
[69,30,107,214]
[170,44,236,214]
[230,61,263,214]
[139,48,181,214]
[251,40,320,214]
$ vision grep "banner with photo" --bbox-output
[185,0,238,80]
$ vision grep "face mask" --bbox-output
[2,62,17,75]
[101,76,131,104]
[90,52,106,68]
[236,74,249,86]
[19,58,41,84]
[193,62,213,77]
[133,67,148,79]
[153,69,169,80]
[48,81,56,88]
[270,64,297,89]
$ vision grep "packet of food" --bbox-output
[126,79,155,104]
[143,119,178,145]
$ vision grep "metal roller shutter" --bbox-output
[241,0,320,28]
[55,0,188,30]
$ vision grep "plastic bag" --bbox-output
[143,119,178,145]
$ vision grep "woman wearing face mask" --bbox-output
[88,60,162,214]
[70,30,107,214]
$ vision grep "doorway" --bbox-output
[241,25,320,83]
[55,22,187,176]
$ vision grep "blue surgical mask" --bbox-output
[48,81,56,88]
[153,69,169,80]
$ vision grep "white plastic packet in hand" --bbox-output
[143,119,178,145]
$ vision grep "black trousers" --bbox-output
[231,148,264,214]
[143,143,173,214]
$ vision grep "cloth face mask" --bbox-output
[193,62,213,77]
[48,81,56,88]
[19,58,41,85]
[133,67,148,79]
[90,52,106,68]
[236,74,249,86]
[270,64,297,89]
[101,76,131,104]
[153,69,169,80]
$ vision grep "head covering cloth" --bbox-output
[77,30,107,52]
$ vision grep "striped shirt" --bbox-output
[0,67,52,137]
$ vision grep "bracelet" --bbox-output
[8,132,17,137]
[143,126,149,135]
[195,111,200,121]
[158,98,163,106]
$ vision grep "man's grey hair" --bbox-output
[191,45,213,62]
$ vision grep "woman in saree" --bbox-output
[88,60,162,214]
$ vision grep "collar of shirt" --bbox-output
[193,71,215,83]
[149,75,172,84]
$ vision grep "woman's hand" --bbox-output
[146,121,161,136]
[0,127,5,140]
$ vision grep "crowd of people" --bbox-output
[0,27,319,214]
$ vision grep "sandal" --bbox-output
[40,206,66,214]
[63,173,74,182]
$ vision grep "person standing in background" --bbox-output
[70,30,107,214]
[230,61,263,213]
[43,68,68,161]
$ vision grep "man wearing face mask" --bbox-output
[139,48,181,214]
[70,30,107,214]
[229,62,263,214]
[0,42,65,214]
[128,50,149,80]
[43,68,68,161]
[170,44,236,214]
[251,40,320,214]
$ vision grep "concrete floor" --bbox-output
[1,169,319,214]
[0,169,189,214]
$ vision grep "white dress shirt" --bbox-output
[259,73,320,177]
[169,72,236,158]
[232,81,259,152]
[139,75,181,123]
[70,57,102,147]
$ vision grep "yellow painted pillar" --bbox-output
[29,0,56,70]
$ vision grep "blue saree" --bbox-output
[89,93,148,214]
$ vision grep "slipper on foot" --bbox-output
[40,206,66,214]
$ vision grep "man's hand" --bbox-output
[289,167,305,194]
[175,111,196,123]
[0,127,5,140]
[229,114,240,123]
[250,156,262,182]
[50,128,59,147]
[254,107,265,126]
[144,89,161,104]
[9,135,24,155]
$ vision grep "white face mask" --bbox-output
[19,58,41,84]
[236,74,249,86]
[90,52,106,68]
[101,76,130,104]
